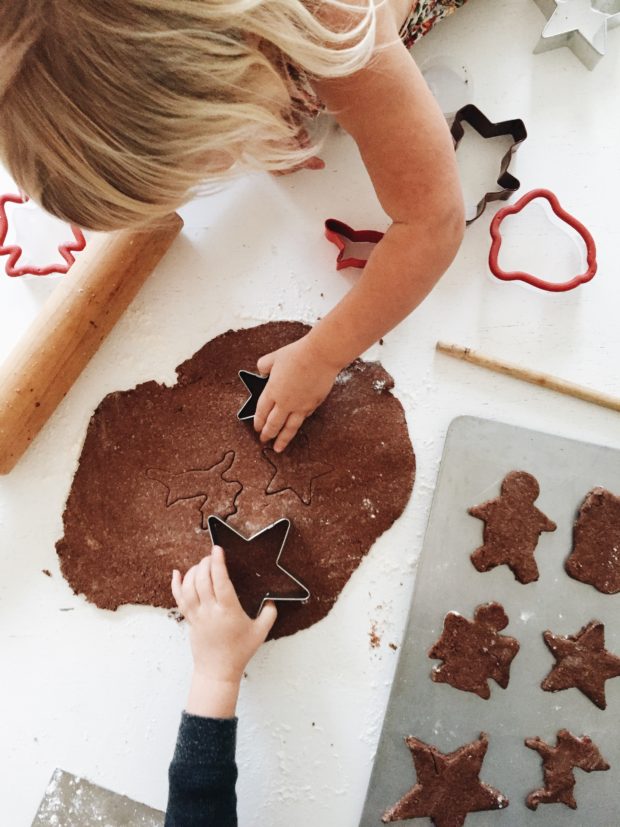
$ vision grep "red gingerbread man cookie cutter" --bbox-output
[489,189,597,293]
[0,193,86,277]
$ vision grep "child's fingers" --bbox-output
[259,405,287,444]
[272,412,305,453]
[171,570,185,613]
[253,391,273,434]
[254,600,278,640]
[195,555,215,603]
[210,545,239,607]
[182,564,201,613]
[256,351,276,375]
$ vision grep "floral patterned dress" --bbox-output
[399,0,470,48]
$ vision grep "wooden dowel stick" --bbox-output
[0,212,184,474]
[436,341,620,413]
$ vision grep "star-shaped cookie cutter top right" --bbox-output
[533,0,620,70]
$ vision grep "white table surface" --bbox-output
[1,1,619,823]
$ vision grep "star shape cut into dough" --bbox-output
[237,370,268,421]
[382,733,509,826]
[429,602,520,699]
[541,620,620,709]
[263,432,333,505]
[525,729,609,810]
[207,515,309,617]
[468,471,556,584]
[146,451,241,527]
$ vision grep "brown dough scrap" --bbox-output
[565,487,620,594]
[468,470,556,584]
[382,732,509,826]
[262,432,333,505]
[56,322,415,639]
[541,620,620,709]
[428,602,520,699]
[525,729,609,810]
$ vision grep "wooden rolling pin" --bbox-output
[0,212,184,474]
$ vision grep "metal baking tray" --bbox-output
[360,416,620,825]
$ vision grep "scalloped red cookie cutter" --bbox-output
[0,193,86,277]
[324,218,384,270]
[489,188,597,293]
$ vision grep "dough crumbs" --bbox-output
[468,471,556,584]
[525,729,609,810]
[56,322,415,639]
[565,487,620,594]
[42,569,52,577]
[382,732,509,826]
[370,622,381,649]
[429,602,520,699]
[541,620,620,709]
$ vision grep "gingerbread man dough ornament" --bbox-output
[468,471,556,584]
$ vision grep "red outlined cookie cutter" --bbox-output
[0,193,86,277]
[324,218,384,270]
[489,188,597,293]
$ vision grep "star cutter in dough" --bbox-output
[324,219,385,270]
[533,0,613,69]
[489,188,597,292]
[450,104,528,225]
[381,732,509,824]
[0,193,86,277]
[237,370,269,421]
[207,515,310,616]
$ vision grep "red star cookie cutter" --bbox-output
[324,218,384,270]
[489,188,597,292]
[0,193,86,277]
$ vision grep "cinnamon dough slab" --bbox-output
[468,470,556,583]
[428,602,520,699]
[565,487,620,594]
[56,322,415,638]
[525,730,609,810]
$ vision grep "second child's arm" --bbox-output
[254,4,464,451]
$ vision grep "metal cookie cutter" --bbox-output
[488,188,597,292]
[324,219,385,270]
[207,514,310,617]
[0,193,86,277]
[533,0,616,70]
[451,105,528,225]
[237,370,269,421]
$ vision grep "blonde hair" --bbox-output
[0,0,375,231]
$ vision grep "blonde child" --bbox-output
[1,1,466,451]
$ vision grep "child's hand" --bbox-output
[254,335,339,452]
[172,547,277,717]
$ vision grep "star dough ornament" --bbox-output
[525,729,609,810]
[541,620,620,709]
[237,370,268,420]
[428,602,520,699]
[263,432,333,505]
[56,322,415,639]
[146,451,242,527]
[207,515,309,617]
[565,487,620,594]
[382,732,509,826]
[468,471,556,584]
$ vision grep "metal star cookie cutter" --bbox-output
[324,219,385,270]
[207,514,310,615]
[237,370,268,420]
[488,188,597,292]
[533,0,613,69]
[0,193,86,277]
[451,104,528,225]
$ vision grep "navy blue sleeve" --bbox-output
[165,713,238,827]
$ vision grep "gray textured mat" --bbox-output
[360,416,620,826]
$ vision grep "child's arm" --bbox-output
[165,547,277,827]
[254,4,464,452]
